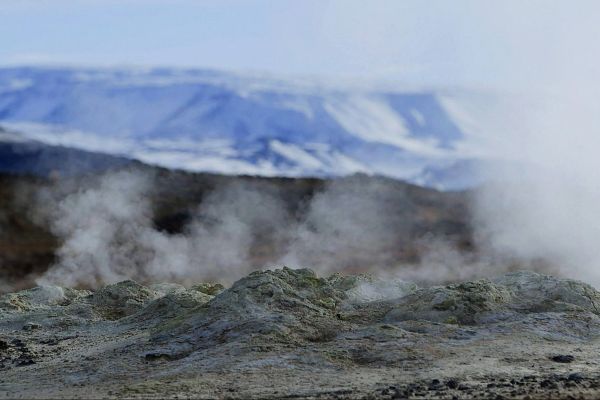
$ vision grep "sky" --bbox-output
[2,0,600,89]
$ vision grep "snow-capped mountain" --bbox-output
[0,67,485,189]
[0,126,133,176]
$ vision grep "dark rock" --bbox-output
[22,322,41,331]
[428,379,442,390]
[16,355,35,366]
[540,379,557,389]
[446,379,459,389]
[144,352,176,361]
[568,372,584,382]
[550,355,574,363]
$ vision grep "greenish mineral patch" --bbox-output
[90,280,160,320]
[190,282,225,296]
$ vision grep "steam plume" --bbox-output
[36,170,487,288]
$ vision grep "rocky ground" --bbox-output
[2,268,600,399]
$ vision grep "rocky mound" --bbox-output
[2,268,600,399]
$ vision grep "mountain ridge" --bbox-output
[0,66,484,189]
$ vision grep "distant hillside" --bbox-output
[0,67,485,190]
[0,126,133,177]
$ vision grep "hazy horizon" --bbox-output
[3,0,600,91]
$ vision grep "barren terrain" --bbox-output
[1,268,599,399]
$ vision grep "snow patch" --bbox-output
[269,140,323,170]
[410,108,426,126]
[325,96,448,158]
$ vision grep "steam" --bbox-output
[442,3,600,286]
[36,170,293,287]
[38,171,157,287]
[470,90,600,286]
[35,170,489,288]
[280,177,409,274]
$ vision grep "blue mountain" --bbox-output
[0,67,482,189]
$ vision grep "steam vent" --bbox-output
[2,267,600,398]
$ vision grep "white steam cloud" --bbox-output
[36,170,294,287]
[280,178,408,274]
[35,171,487,288]
[436,3,600,287]
[469,89,600,286]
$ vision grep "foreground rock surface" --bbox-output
[2,268,600,399]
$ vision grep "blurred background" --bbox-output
[1,0,600,291]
